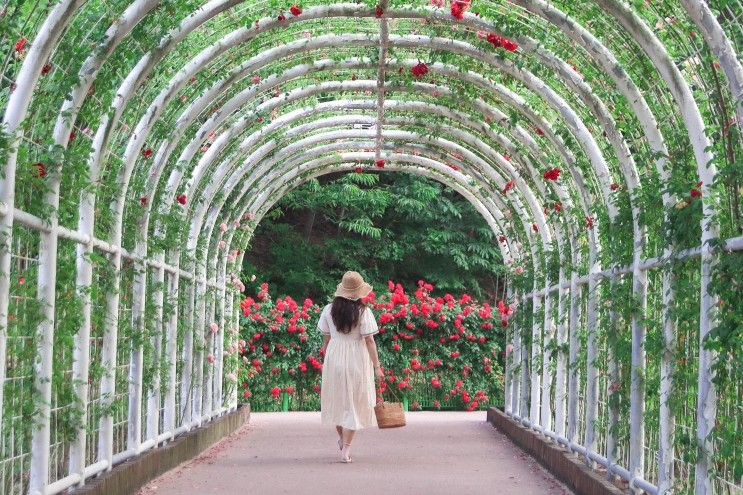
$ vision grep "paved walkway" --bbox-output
[138,411,571,495]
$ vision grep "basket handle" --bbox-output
[377,377,403,403]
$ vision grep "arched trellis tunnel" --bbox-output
[1,0,743,494]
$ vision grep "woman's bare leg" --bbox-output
[342,428,355,445]
[341,428,355,462]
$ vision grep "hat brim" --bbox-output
[334,281,373,301]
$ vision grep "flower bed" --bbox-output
[237,280,512,412]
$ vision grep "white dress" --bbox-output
[319,304,379,430]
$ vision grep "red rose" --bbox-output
[354,166,363,173]
[243,390,250,398]
[18,277,25,284]
[411,62,428,78]
[610,182,619,191]
[585,216,594,229]
[499,235,506,243]
[32,162,47,178]
[140,196,148,206]
[554,202,562,212]
[502,39,518,52]
[690,181,703,199]
[502,181,514,194]
[290,4,302,15]
[534,126,545,136]
[285,386,294,394]
[14,37,26,53]
[177,194,187,205]
[41,64,52,75]
[69,132,76,141]
[532,223,538,232]
[375,5,383,17]
[375,159,385,168]
[450,0,469,19]
[277,14,286,21]
[487,33,502,48]
[142,149,153,158]
[543,167,560,181]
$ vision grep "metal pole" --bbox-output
[127,256,147,452]
[180,277,195,427]
[146,262,165,441]
[584,255,600,466]
[164,265,180,434]
[554,266,568,438]
[530,292,542,428]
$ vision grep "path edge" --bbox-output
[71,404,251,495]
[487,407,625,495]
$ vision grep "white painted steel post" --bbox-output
[657,262,676,494]
[181,278,195,427]
[584,256,600,466]
[164,266,180,434]
[529,292,542,428]
[98,251,122,465]
[554,267,568,438]
[566,273,580,445]
[146,263,165,441]
[540,284,554,433]
[127,257,147,452]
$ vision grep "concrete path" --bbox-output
[138,411,572,495]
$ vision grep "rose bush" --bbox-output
[238,280,512,411]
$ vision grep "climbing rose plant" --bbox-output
[237,280,511,411]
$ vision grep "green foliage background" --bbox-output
[243,171,505,300]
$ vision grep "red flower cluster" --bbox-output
[14,37,26,53]
[375,5,384,17]
[177,194,187,205]
[486,33,518,52]
[290,4,302,15]
[502,180,514,194]
[411,62,428,78]
[690,181,703,199]
[450,0,470,19]
[277,14,286,21]
[140,196,148,206]
[543,167,561,181]
[375,159,385,168]
[239,280,506,411]
[31,162,47,178]
[354,166,363,173]
[610,182,620,191]
[142,149,153,159]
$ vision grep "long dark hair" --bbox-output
[331,297,364,334]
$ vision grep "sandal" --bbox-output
[341,443,352,463]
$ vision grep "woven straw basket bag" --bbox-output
[374,383,406,429]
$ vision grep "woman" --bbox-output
[318,271,384,463]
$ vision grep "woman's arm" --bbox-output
[320,334,331,355]
[364,336,384,378]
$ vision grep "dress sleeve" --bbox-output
[360,307,379,336]
[318,306,331,335]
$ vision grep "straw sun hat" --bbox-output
[334,271,373,301]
